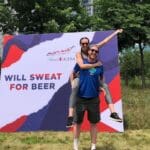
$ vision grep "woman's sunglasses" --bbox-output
[81,42,89,46]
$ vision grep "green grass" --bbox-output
[122,86,150,129]
[0,130,150,150]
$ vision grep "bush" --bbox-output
[128,76,142,89]
[120,50,150,88]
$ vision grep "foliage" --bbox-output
[93,0,150,50]
[0,0,89,34]
[120,49,141,79]
[120,49,150,86]
[144,51,150,79]
[0,1,17,33]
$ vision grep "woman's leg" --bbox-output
[101,82,115,113]
[69,78,79,116]
[100,81,122,122]
[67,78,79,127]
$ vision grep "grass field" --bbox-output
[0,85,149,150]
[0,130,150,150]
[122,86,150,129]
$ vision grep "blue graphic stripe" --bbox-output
[18,82,71,131]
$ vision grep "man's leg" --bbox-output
[73,123,81,150]
[90,123,97,150]
[73,97,85,150]
[87,97,100,150]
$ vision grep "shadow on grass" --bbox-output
[82,145,116,150]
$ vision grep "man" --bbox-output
[73,45,103,150]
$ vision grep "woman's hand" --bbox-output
[95,61,102,67]
[117,29,123,33]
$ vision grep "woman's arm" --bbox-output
[69,71,76,83]
[100,87,106,96]
[76,52,101,69]
[96,29,123,48]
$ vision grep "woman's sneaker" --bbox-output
[66,116,73,128]
[110,112,122,122]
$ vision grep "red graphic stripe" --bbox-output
[3,35,14,45]
[0,116,27,132]
[99,92,107,113]
[2,45,25,68]
[109,73,121,103]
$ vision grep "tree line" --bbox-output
[0,0,150,88]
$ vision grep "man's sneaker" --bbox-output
[110,112,122,122]
[66,116,73,128]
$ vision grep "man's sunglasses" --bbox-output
[90,49,99,54]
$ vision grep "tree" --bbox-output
[144,51,150,81]
[0,0,89,34]
[120,49,141,86]
[93,0,150,88]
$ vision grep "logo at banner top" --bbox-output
[47,46,75,56]
[46,45,76,61]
